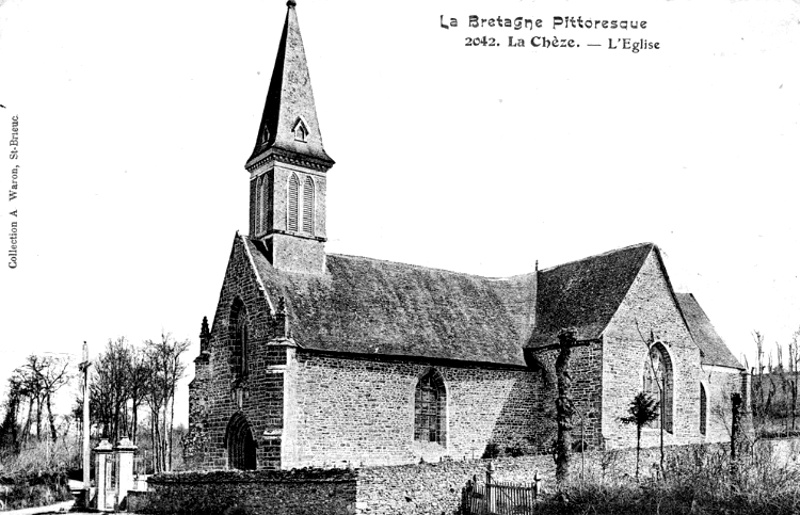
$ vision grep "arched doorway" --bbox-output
[225,413,257,470]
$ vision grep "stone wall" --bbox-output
[528,340,604,448]
[283,352,545,468]
[701,366,746,443]
[138,469,356,515]
[602,250,703,448]
[355,437,800,515]
[152,437,800,515]
[187,235,288,470]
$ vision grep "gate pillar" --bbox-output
[94,439,114,511]
[115,437,138,508]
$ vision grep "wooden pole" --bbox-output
[80,341,92,508]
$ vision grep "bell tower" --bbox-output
[246,0,334,274]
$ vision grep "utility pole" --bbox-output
[79,341,92,508]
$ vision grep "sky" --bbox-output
[0,0,798,427]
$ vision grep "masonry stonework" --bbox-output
[282,352,544,468]
[702,367,747,442]
[188,236,290,470]
[602,250,702,448]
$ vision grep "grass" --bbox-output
[535,443,800,515]
[0,440,76,511]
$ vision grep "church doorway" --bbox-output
[226,412,257,470]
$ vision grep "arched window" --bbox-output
[700,383,707,436]
[642,343,674,433]
[288,174,299,232]
[414,369,446,445]
[302,176,315,234]
[229,298,248,379]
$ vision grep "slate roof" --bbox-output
[675,293,744,370]
[240,236,740,369]
[527,243,655,348]
[244,237,534,367]
[247,2,333,166]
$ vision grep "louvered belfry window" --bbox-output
[255,175,263,234]
[302,176,314,233]
[414,369,446,445]
[260,176,268,233]
[288,174,300,232]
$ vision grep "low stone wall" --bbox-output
[357,456,552,515]
[355,437,800,514]
[138,469,357,515]
[136,438,800,515]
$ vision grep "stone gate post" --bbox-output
[94,439,114,512]
[115,437,138,509]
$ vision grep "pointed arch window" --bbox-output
[288,174,300,232]
[700,383,707,436]
[414,369,447,445]
[229,298,249,379]
[302,176,315,233]
[642,343,674,433]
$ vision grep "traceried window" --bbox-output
[302,176,315,233]
[414,369,446,445]
[288,174,300,232]
[642,343,674,433]
[229,298,249,379]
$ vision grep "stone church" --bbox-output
[187,1,748,471]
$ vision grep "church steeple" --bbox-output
[246,0,334,275]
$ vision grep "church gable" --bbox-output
[602,246,702,446]
[604,246,693,345]
[208,234,276,355]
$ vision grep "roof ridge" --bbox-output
[327,252,534,281]
[538,242,655,273]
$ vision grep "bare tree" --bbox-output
[24,355,71,442]
[92,338,135,441]
[0,373,24,452]
[144,333,190,473]
[635,321,666,473]
[2,355,72,449]
[751,331,777,435]
[789,328,800,431]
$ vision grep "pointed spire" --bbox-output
[248,0,333,167]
